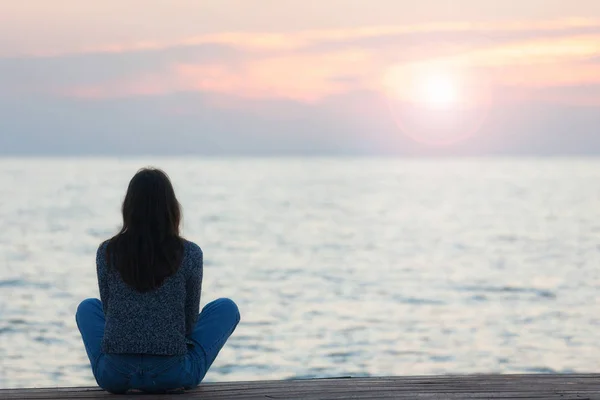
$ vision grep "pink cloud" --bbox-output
[15,18,600,58]
[53,20,600,107]
[61,50,379,102]
[497,63,600,88]
[60,73,176,99]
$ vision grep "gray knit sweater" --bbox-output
[96,239,203,355]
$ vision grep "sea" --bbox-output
[1,157,600,388]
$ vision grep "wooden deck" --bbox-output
[3,374,600,399]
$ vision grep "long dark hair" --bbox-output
[106,167,184,292]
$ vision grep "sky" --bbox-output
[1,0,599,155]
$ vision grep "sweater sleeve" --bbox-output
[96,242,110,315]
[185,244,203,336]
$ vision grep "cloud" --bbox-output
[528,84,600,106]
[0,43,243,96]
[585,55,600,63]
[2,17,599,108]
[3,5,600,157]
[2,89,599,156]
[0,90,389,156]
[8,18,600,58]
[47,49,379,102]
[56,38,600,106]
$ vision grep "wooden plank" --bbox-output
[3,375,600,400]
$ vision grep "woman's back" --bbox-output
[98,239,203,356]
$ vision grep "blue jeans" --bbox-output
[76,298,240,394]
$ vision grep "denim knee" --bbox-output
[76,298,101,323]
[213,298,240,323]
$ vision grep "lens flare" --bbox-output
[382,61,493,147]
[418,74,459,108]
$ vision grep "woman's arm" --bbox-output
[96,242,110,314]
[185,244,203,336]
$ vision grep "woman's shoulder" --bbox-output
[96,240,110,257]
[98,239,110,250]
[95,240,111,272]
[182,239,203,257]
[96,238,115,259]
[181,239,203,274]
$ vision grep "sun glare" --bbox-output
[383,65,463,109]
[418,74,459,108]
[382,62,493,146]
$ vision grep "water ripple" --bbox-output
[2,158,600,388]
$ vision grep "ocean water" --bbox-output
[1,157,600,388]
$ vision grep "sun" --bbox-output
[382,62,493,146]
[383,65,462,109]
[417,74,459,108]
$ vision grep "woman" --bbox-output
[75,167,240,394]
